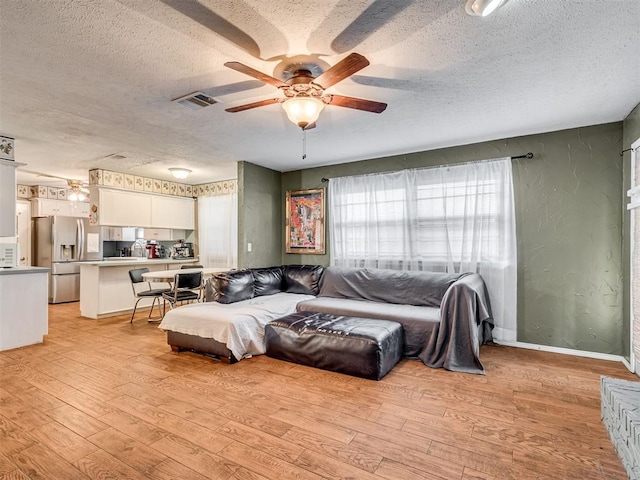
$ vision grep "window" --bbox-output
[329,158,517,341]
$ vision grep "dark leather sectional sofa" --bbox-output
[163,264,494,374]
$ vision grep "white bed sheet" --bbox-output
[158,292,315,360]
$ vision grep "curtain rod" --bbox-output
[320,152,534,182]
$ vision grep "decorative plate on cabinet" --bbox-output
[134,176,145,191]
[144,177,153,192]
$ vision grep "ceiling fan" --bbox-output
[224,53,387,129]
[23,170,90,201]
[66,179,90,201]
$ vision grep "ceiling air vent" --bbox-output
[173,92,217,110]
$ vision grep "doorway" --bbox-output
[16,200,31,266]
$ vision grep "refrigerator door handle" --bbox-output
[78,219,85,260]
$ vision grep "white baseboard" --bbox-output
[495,341,631,370]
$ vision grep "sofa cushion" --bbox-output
[252,267,284,297]
[296,297,439,357]
[282,265,324,295]
[319,267,461,307]
[209,269,255,304]
[266,312,403,380]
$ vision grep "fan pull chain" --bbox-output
[302,128,307,160]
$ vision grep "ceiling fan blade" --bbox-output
[313,53,370,89]
[224,62,288,88]
[326,94,387,113]
[225,98,282,113]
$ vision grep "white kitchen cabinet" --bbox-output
[151,195,195,230]
[31,198,89,218]
[31,198,73,217]
[91,187,194,229]
[94,188,152,226]
[106,227,137,241]
[143,228,171,241]
[71,201,90,218]
[0,159,18,236]
[142,228,187,241]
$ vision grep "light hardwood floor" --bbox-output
[0,302,635,479]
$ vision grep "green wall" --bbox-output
[237,161,282,268]
[622,103,640,359]
[281,123,624,354]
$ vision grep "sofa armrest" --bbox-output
[418,272,494,374]
[449,273,494,343]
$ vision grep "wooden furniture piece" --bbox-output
[128,267,170,323]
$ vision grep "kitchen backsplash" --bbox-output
[17,171,237,200]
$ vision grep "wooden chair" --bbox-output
[128,268,171,323]
[162,271,202,309]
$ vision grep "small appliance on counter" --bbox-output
[145,241,165,259]
[171,240,193,259]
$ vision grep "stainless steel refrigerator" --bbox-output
[34,216,103,303]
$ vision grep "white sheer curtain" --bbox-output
[329,158,517,342]
[197,193,238,268]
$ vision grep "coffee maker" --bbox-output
[171,240,193,258]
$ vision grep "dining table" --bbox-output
[141,267,228,283]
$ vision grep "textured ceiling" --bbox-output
[1,0,639,187]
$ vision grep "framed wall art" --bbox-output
[285,188,325,254]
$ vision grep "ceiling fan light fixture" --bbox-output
[68,191,86,202]
[67,179,87,202]
[465,0,507,16]
[169,168,192,180]
[282,96,325,129]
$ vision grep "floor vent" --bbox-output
[173,92,217,110]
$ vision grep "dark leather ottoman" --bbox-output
[265,312,404,380]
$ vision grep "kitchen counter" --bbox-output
[0,266,50,275]
[0,267,49,351]
[83,258,197,267]
[79,258,200,319]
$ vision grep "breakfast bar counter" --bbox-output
[80,258,199,319]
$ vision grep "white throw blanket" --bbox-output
[158,292,314,360]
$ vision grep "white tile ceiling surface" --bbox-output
[1,0,639,186]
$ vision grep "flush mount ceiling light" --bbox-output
[281,96,325,129]
[465,0,508,16]
[169,167,192,180]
